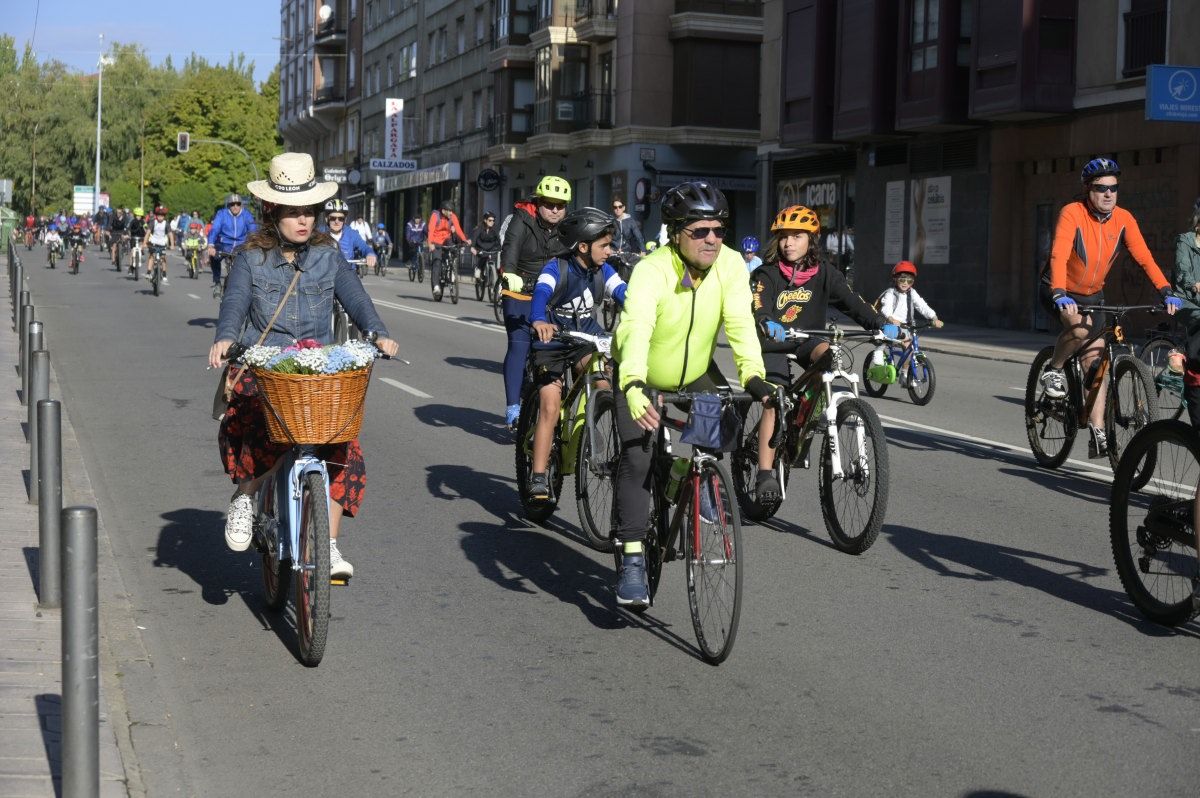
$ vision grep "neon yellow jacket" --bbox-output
[615,243,765,391]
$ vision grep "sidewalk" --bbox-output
[1,267,127,796]
[828,309,1054,364]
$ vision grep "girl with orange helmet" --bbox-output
[749,204,892,503]
[878,260,943,329]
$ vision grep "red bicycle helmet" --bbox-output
[892,260,917,277]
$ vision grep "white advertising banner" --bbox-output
[908,176,951,265]
[384,97,404,160]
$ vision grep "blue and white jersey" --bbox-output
[530,256,627,326]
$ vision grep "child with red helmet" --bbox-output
[877,260,944,330]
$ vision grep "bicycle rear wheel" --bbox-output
[474,273,486,301]
[1107,355,1159,479]
[683,459,743,664]
[731,401,784,522]
[448,266,459,304]
[256,482,290,611]
[493,283,504,324]
[906,352,936,405]
[515,388,563,524]
[1109,420,1200,626]
[819,397,889,554]
[575,390,618,551]
[861,356,889,398]
[152,261,160,295]
[1025,345,1077,468]
[1138,337,1185,421]
[295,472,331,666]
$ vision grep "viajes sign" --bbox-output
[1146,65,1200,123]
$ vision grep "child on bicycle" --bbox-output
[877,261,944,329]
[44,224,63,266]
[523,207,627,505]
[749,205,893,503]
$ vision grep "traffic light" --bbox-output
[176,131,190,153]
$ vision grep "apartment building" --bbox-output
[761,0,1200,330]
[278,0,366,212]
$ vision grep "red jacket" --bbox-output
[427,210,468,246]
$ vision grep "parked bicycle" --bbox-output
[733,326,891,554]
[1109,418,1200,627]
[431,244,462,304]
[1025,304,1160,473]
[861,320,937,405]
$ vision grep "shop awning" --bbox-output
[375,162,462,194]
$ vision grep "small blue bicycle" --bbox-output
[861,321,936,405]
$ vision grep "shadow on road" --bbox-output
[34,693,61,796]
[187,317,218,329]
[22,546,39,599]
[425,463,519,521]
[444,356,502,375]
[413,403,509,444]
[883,523,1197,636]
[992,393,1025,407]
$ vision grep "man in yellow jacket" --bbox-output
[611,181,772,608]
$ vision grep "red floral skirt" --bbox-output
[217,372,366,517]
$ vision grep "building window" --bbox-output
[455,97,464,135]
[476,6,486,43]
[389,0,396,14]
[535,45,551,100]
[409,44,417,77]
[348,49,356,89]
[428,32,436,66]
[1122,0,1167,78]
[496,0,509,39]
[426,108,437,144]
[438,27,448,62]
[457,17,466,55]
[347,114,358,151]
[473,89,483,129]
[538,0,552,24]
[350,0,357,18]
[910,0,939,72]
[387,54,393,86]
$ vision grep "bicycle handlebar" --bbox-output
[782,327,894,345]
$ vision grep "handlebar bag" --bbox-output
[681,393,741,452]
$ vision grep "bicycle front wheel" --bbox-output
[1110,420,1200,626]
[819,397,889,554]
[1138,337,1185,421]
[1025,345,1077,468]
[257,483,290,610]
[682,459,743,664]
[906,352,936,405]
[575,390,618,552]
[1107,355,1159,476]
[474,274,486,301]
[295,472,331,666]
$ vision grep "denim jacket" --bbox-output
[214,243,389,347]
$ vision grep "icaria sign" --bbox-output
[385,98,404,160]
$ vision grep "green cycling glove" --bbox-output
[624,381,651,420]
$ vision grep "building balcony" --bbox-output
[1122,6,1166,78]
[487,109,533,147]
[574,0,617,41]
[314,11,347,50]
[532,93,614,136]
[674,0,761,15]
[313,85,346,116]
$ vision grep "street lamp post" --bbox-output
[31,121,39,217]
[93,36,114,215]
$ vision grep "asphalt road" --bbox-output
[22,247,1200,797]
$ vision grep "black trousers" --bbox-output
[612,363,727,543]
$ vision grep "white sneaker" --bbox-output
[224,493,254,551]
[330,539,354,579]
[1040,368,1067,399]
[161,275,168,284]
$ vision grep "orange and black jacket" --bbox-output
[1046,201,1169,297]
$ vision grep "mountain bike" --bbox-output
[409,249,424,282]
[617,387,755,664]
[129,241,143,280]
[1138,328,1186,421]
[185,246,202,279]
[148,244,167,295]
[69,242,84,275]
[114,233,130,272]
[474,251,499,302]
[861,321,937,405]
[431,244,462,304]
[46,242,60,269]
[211,251,233,300]
[733,326,892,554]
[224,336,391,666]
[514,329,617,549]
[1025,304,1161,475]
[601,253,640,331]
[492,265,505,324]
[1109,419,1200,626]
[373,242,391,276]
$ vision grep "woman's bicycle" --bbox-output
[733,326,892,554]
[862,321,936,405]
[1109,419,1200,626]
[618,387,758,664]
[1025,304,1161,474]
[514,329,618,547]
[1137,326,1186,421]
[475,251,500,302]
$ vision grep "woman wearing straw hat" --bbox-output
[208,152,400,579]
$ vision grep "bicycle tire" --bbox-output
[333,311,349,345]
[409,262,416,282]
[514,387,563,524]
[1109,419,1200,626]
[152,260,160,296]
[449,276,459,304]
[1107,354,1159,482]
[575,390,618,552]
[1138,337,1185,421]
[731,401,784,523]
[906,352,936,405]
[602,300,617,332]
[861,356,889,398]
[493,285,504,324]
[417,257,424,282]
[295,472,331,666]
[474,275,486,301]
[1025,345,1077,468]
[819,397,889,554]
[683,459,743,664]
[257,482,290,610]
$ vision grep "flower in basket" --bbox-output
[243,339,376,375]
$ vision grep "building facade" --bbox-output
[762,0,1200,330]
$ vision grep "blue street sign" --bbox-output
[1146,65,1200,122]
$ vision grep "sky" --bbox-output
[7,0,281,85]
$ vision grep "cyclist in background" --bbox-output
[470,211,501,282]
[500,176,571,428]
[611,181,773,608]
[44,224,63,267]
[323,198,376,274]
[1039,157,1180,457]
[610,197,644,258]
[372,222,393,267]
[426,200,471,300]
[207,193,258,298]
[183,220,206,272]
[143,206,174,283]
[109,208,128,263]
[741,235,762,274]
[128,207,147,268]
[65,223,87,266]
[524,207,628,504]
[405,214,427,269]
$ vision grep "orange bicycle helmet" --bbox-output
[892,260,917,277]
[770,205,820,234]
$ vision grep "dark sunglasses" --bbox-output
[228,202,242,207]
[1090,183,1119,194]
[682,225,727,241]
[612,203,624,209]
[328,215,346,221]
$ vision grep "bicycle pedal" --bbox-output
[330,576,351,586]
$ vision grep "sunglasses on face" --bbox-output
[228,203,242,207]
[612,204,624,210]
[328,215,346,222]
[1090,183,1119,194]
[896,276,914,284]
[681,225,727,241]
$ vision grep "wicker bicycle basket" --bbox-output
[251,365,372,445]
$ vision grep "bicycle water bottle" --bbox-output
[665,456,690,504]
[795,386,815,427]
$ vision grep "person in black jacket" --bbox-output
[499,175,571,428]
[749,204,894,502]
[470,211,501,279]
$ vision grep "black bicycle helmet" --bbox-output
[660,180,729,231]
[1080,157,1120,185]
[558,207,616,250]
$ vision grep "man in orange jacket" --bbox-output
[1039,157,1180,457]
[427,200,471,300]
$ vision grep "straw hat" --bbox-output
[247,152,339,206]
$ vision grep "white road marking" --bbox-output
[1007,386,1025,392]
[380,376,432,398]
[371,297,505,335]
[187,293,201,300]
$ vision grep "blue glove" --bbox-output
[764,320,786,342]
[1165,295,1183,311]
[881,323,901,340]
[1053,294,1075,310]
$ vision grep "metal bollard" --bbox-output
[19,310,35,405]
[12,270,24,326]
[24,320,43,417]
[62,507,99,798]
[28,350,48,501]
[16,286,28,330]
[37,400,62,608]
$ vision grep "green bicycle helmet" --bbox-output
[534,175,572,203]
